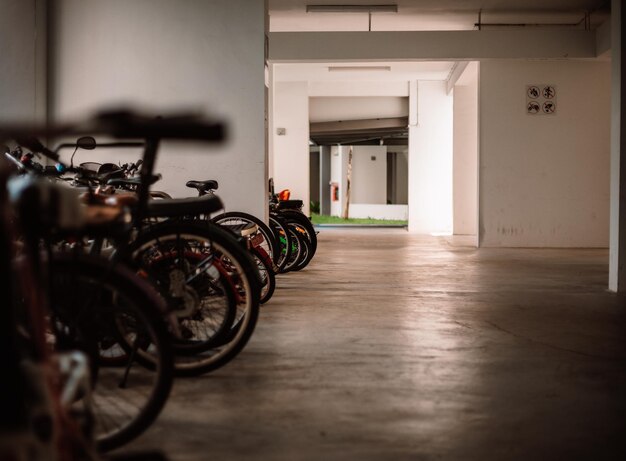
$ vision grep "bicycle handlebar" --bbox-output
[13,136,60,162]
[0,108,226,143]
[54,141,146,152]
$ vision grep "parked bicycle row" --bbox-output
[0,109,317,460]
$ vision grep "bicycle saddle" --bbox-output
[277,199,303,210]
[146,194,223,218]
[107,174,162,187]
[220,221,258,238]
[186,179,218,193]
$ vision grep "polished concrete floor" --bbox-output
[127,229,626,460]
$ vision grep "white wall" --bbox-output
[0,0,46,123]
[453,62,479,236]
[272,81,310,215]
[479,60,611,247]
[50,0,265,216]
[329,145,405,220]
[351,146,387,204]
[408,81,454,234]
[349,204,408,221]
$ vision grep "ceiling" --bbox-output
[308,94,410,146]
[269,0,609,12]
[269,0,610,32]
[270,1,609,144]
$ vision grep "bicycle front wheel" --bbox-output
[50,252,174,453]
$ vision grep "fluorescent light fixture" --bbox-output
[328,66,391,72]
[307,4,397,13]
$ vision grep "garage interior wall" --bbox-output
[49,0,266,217]
[350,145,387,205]
[479,60,611,247]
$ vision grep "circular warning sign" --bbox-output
[543,101,556,114]
[543,86,556,99]
[527,86,540,99]
[527,101,540,114]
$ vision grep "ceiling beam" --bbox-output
[310,117,408,134]
[446,62,469,94]
[268,30,597,62]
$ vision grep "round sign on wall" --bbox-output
[543,101,556,114]
[527,101,540,114]
[527,86,540,99]
[543,86,556,99]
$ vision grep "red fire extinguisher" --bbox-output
[330,182,339,202]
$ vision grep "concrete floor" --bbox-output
[126,229,626,460]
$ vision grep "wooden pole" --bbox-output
[343,146,352,219]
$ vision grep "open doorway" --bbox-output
[308,95,409,226]
[270,61,479,242]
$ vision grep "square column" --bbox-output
[610,0,626,291]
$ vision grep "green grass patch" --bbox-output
[311,213,408,226]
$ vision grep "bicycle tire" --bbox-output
[128,227,238,355]
[49,252,174,453]
[276,210,318,257]
[282,227,302,273]
[212,211,278,266]
[269,214,293,273]
[290,223,313,272]
[251,246,276,304]
[127,221,261,377]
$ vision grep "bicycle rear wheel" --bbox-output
[128,221,261,377]
[287,222,314,271]
[269,214,293,273]
[290,224,313,272]
[130,230,237,355]
[251,246,276,304]
[282,227,302,273]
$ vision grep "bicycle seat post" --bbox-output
[134,137,160,226]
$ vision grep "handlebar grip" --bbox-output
[14,136,60,162]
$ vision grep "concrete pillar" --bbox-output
[268,63,275,193]
[330,145,348,217]
[452,63,479,240]
[408,80,453,234]
[610,0,626,291]
[272,81,310,216]
[0,0,46,123]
